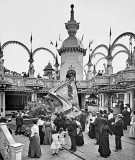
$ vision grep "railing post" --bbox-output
[10,143,24,160]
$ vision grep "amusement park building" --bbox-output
[0,4,135,117]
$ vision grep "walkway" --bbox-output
[12,124,135,160]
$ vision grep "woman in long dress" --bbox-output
[37,115,45,145]
[42,117,52,145]
[28,119,42,158]
[129,110,135,139]
[98,118,112,158]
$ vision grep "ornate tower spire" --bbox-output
[54,55,59,68]
[87,54,92,67]
[65,4,79,37]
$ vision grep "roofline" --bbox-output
[58,47,87,56]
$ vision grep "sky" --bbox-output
[0,0,135,77]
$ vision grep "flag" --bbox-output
[89,39,93,49]
[81,34,84,42]
[50,41,53,45]
[55,41,58,48]
[30,33,32,43]
[109,27,111,37]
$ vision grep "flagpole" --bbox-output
[109,27,111,46]
[30,33,33,53]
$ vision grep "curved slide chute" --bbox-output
[49,79,81,116]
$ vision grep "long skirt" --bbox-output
[88,123,95,139]
[39,126,44,144]
[43,128,52,145]
[129,122,135,138]
[98,135,111,157]
[28,134,42,158]
[75,134,84,146]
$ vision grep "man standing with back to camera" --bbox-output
[112,114,124,152]
[68,115,78,152]
[15,112,23,135]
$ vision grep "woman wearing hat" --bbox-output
[129,110,135,139]
[98,118,113,158]
[28,119,42,158]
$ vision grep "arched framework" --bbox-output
[33,47,56,60]
[91,44,108,58]
[113,50,129,59]
[2,41,30,55]
[95,57,107,67]
[111,32,135,47]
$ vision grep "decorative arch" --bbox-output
[112,32,135,47]
[2,41,30,55]
[112,43,130,54]
[113,50,129,59]
[91,52,107,59]
[32,47,56,60]
[91,44,108,57]
[95,57,107,67]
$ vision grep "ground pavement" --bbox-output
[11,123,135,160]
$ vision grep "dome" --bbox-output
[61,36,84,48]
[43,62,55,71]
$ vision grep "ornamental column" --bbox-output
[99,93,105,110]
[31,93,37,102]
[0,92,5,117]
[126,90,135,110]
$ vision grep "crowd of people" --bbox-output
[13,105,135,159]
[88,106,135,158]
[14,110,85,158]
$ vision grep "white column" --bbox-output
[0,92,5,117]
[128,90,134,110]
[31,93,37,102]
[124,93,128,105]
[99,93,105,109]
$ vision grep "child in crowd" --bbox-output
[58,128,67,149]
[51,129,61,155]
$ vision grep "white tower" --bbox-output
[58,4,86,81]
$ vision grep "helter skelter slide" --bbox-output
[49,78,81,117]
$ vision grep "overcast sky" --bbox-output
[0,0,135,77]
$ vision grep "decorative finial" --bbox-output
[70,4,74,21]
[71,4,74,10]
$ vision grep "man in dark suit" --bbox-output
[112,114,124,152]
[94,112,102,145]
[80,109,86,132]
[15,112,23,135]
[68,116,78,152]
[122,107,129,130]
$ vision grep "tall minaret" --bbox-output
[86,54,93,80]
[58,4,86,81]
